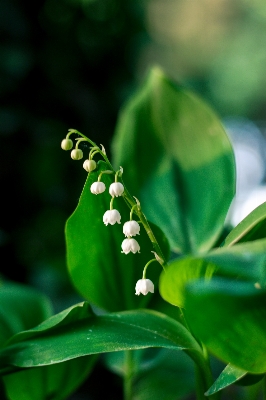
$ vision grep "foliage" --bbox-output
[1,66,266,400]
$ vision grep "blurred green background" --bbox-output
[1,0,266,398]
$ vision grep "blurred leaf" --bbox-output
[0,303,205,374]
[3,356,96,400]
[133,349,194,400]
[234,373,264,387]
[222,202,266,247]
[185,278,266,373]
[105,348,195,400]
[66,160,170,312]
[112,66,235,254]
[159,238,266,307]
[0,281,53,347]
[205,364,247,395]
[0,283,95,400]
[159,256,216,308]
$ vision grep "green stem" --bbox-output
[75,137,87,149]
[97,170,114,181]
[198,347,219,400]
[195,362,217,400]
[89,148,99,160]
[110,197,115,210]
[115,168,121,182]
[130,204,138,221]
[142,259,157,279]
[122,187,167,270]
[68,129,112,166]
[124,351,134,400]
[195,365,208,400]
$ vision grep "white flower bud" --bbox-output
[90,182,106,195]
[71,149,83,160]
[121,238,140,254]
[135,279,154,296]
[123,220,140,237]
[109,182,124,197]
[61,138,73,150]
[83,159,97,173]
[103,209,121,225]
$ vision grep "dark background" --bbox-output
[1,0,266,398]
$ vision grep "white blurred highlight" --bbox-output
[224,118,266,226]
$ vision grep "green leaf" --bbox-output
[185,278,266,373]
[0,303,205,374]
[104,348,195,400]
[112,66,235,254]
[0,281,53,347]
[205,364,247,395]
[159,238,266,308]
[3,356,96,400]
[159,256,216,308]
[234,373,265,387]
[133,349,194,400]
[66,161,170,312]
[0,283,96,400]
[222,202,266,247]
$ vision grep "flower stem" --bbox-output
[68,129,112,166]
[110,197,115,210]
[75,137,87,149]
[89,148,99,160]
[142,259,157,279]
[130,204,138,221]
[122,187,167,270]
[123,351,134,400]
[195,346,219,400]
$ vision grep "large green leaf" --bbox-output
[66,160,169,312]
[222,202,266,247]
[0,302,205,374]
[0,283,96,400]
[112,66,235,254]
[185,278,266,373]
[159,238,266,307]
[0,281,53,347]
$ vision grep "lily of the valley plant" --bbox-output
[0,67,266,400]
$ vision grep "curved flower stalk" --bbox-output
[61,128,168,294]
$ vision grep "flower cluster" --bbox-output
[89,167,142,255]
[61,129,161,296]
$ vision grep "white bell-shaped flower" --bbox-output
[61,138,73,150]
[135,279,154,296]
[121,238,140,254]
[103,209,121,225]
[90,182,106,195]
[71,149,83,160]
[109,182,124,197]
[123,220,140,237]
[83,159,96,173]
